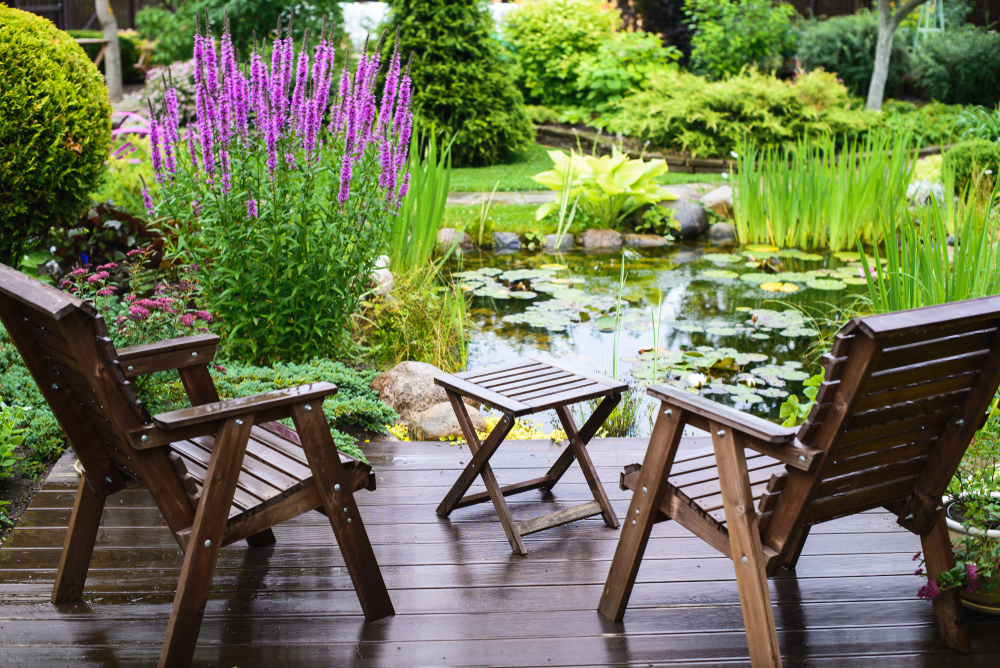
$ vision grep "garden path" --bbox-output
[2,437,999,666]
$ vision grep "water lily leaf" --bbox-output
[756,387,789,398]
[833,251,861,261]
[805,278,847,291]
[746,245,779,253]
[701,269,739,279]
[776,249,824,261]
[760,282,799,293]
[739,273,776,285]
[751,333,770,340]
[702,253,742,264]
[736,306,752,312]
[452,270,483,279]
[674,324,704,333]
[475,287,511,299]
[734,352,769,364]
[540,263,567,270]
[499,269,557,282]
[551,277,586,284]
[842,277,869,285]
[594,315,617,331]
[780,326,820,337]
[509,291,537,299]
[706,326,738,336]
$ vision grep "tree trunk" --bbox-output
[95,0,123,102]
[866,0,929,110]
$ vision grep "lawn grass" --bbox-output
[445,203,554,238]
[450,142,726,192]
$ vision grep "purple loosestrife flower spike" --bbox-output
[338,154,352,203]
[147,102,164,184]
[291,29,311,136]
[141,186,154,215]
[379,44,401,137]
[195,78,216,175]
[246,196,258,219]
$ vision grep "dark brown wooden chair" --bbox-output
[599,296,1000,667]
[0,264,394,668]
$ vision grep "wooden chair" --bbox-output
[599,296,1000,667]
[0,265,394,668]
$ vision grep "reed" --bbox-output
[390,133,453,274]
[733,131,915,251]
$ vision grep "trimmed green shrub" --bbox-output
[136,0,345,66]
[608,68,874,157]
[575,30,681,112]
[943,140,1000,192]
[684,0,797,81]
[916,29,1000,107]
[879,100,966,147]
[504,0,618,107]
[0,8,111,267]
[797,12,910,98]
[385,0,535,167]
[67,29,145,85]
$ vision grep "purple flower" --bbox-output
[912,552,922,561]
[338,154,352,203]
[917,580,941,600]
[246,197,258,219]
[195,310,213,322]
[179,313,196,326]
[966,563,980,593]
[142,187,154,215]
[914,568,923,575]
[149,110,164,184]
[129,304,150,321]
[87,271,109,283]
[70,267,88,276]
[96,288,115,296]
[97,262,117,271]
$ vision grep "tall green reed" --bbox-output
[734,131,915,251]
[860,172,1000,313]
[390,133,453,274]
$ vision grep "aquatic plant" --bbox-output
[391,132,453,274]
[733,130,915,251]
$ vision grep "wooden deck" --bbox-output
[2,436,999,667]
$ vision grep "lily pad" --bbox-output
[739,273,776,285]
[736,306,752,312]
[843,276,869,285]
[806,278,847,291]
[706,326,738,336]
[780,326,820,337]
[702,253,742,264]
[594,315,618,331]
[776,249,824,261]
[509,291,537,299]
[499,269,557,282]
[701,269,740,279]
[540,263,567,270]
[833,251,861,261]
[474,287,512,299]
[760,282,799,293]
[746,244,780,253]
[674,323,704,333]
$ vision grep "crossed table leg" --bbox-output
[436,389,621,554]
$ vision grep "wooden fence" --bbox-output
[12,0,1000,34]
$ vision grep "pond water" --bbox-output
[446,242,874,435]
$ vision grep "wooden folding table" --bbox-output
[435,358,627,554]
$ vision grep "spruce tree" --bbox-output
[384,0,534,167]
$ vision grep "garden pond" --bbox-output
[446,241,878,435]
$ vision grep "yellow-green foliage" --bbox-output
[609,68,874,158]
[93,136,157,217]
[0,8,111,265]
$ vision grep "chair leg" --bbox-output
[246,528,277,548]
[291,403,395,622]
[782,525,811,571]
[51,476,106,604]
[712,421,782,668]
[158,417,253,668]
[554,405,619,529]
[921,511,971,653]
[544,393,620,490]
[598,404,686,622]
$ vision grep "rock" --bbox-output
[374,254,390,269]
[543,233,574,251]
[578,228,623,248]
[624,233,669,247]
[371,361,477,421]
[708,222,737,244]
[407,401,486,441]
[657,199,708,239]
[672,250,704,264]
[663,185,700,201]
[369,267,394,295]
[437,227,475,251]
[492,231,521,251]
[700,185,734,218]
[907,180,945,207]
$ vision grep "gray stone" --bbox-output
[657,199,708,239]
[624,233,669,247]
[437,227,474,251]
[907,180,946,207]
[700,185,734,218]
[543,233,574,251]
[369,267,394,295]
[407,401,486,441]
[492,231,521,250]
[663,185,700,201]
[672,250,704,264]
[371,361,477,421]
[708,222,737,244]
[578,228,623,249]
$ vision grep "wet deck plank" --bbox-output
[2,437,999,667]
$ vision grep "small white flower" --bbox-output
[730,151,739,159]
[986,169,994,175]
[721,172,729,180]
[687,373,707,388]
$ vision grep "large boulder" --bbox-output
[437,228,475,251]
[708,222,737,244]
[624,233,669,247]
[407,402,487,441]
[371,361,476,421]
[543,233,574,251]
[701,185,734,219]
[578,228,623,249]
[663,184,701,201]
[657,199,708,239]
[493,231,521,251]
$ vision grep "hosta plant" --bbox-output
[532,148,676,228]
[145,20,412,364]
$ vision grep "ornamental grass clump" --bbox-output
[147,17,413,364]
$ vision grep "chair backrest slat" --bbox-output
[778,296,1000,534]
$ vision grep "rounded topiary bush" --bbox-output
[944,140,1000,192]
[0,8,111,266]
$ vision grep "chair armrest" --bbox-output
[117,334,220,378]
[647,384,821,471]
[128,382,338,449]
